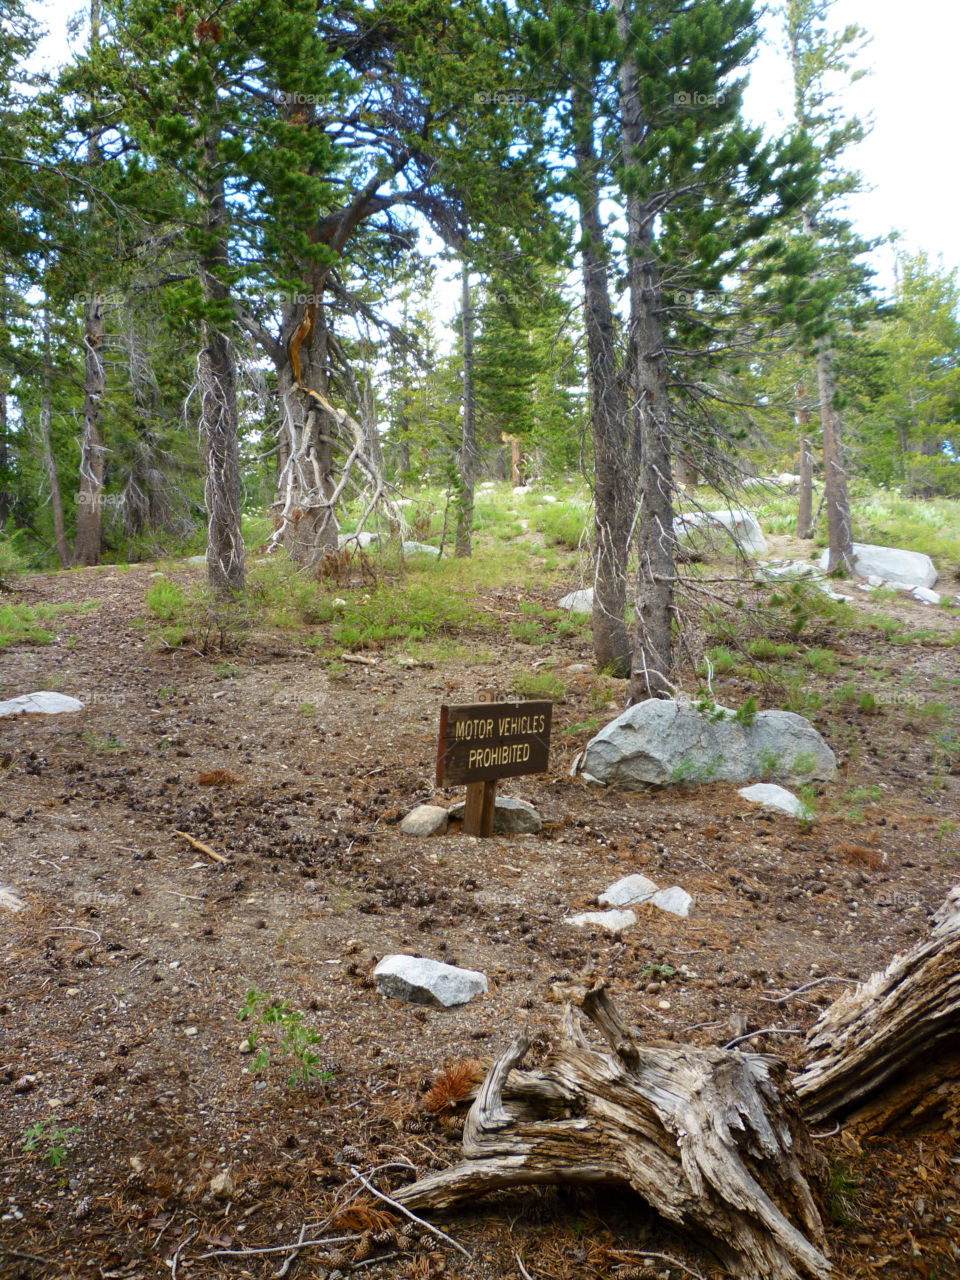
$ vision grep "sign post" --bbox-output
[436,698,553,836]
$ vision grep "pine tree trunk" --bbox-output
[74,293,105,565]
[197,124,244,596]
[573,86,633,678]
[814,340,854,573]
[455,263,476,558]
[798,437,813,539]
[74,0,106,567]
[273,331,339,567]
[39,315,69,568]
[614,8,674,700]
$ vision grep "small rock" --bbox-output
[649,886,693,917]
[239,1038,254,1054]
[557,588,593,613]
[13,1075,36,1094]
[400,805,449,837]
[566,663,591,673]
[564,909,636,933]
[657,999,671,1011]
[0,692,84,718]
[0,888,25,913]
[541,494,557,503]
[912,586,941,605]
[738,783,806,818]
[402,541,440,557]
[373,955,487,1008]
[208,1170,235,1200]
[599,874,659,907]
[184,1026,198,1037]
[448,795,542,834]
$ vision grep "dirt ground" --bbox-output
[2,560,960,1280]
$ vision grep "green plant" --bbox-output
[237,987,332,1087]
[858,692,878,714]
[757,748,781,780]
[733,696,758,727]
[22,1118,80,1168]
[790,750,818,778]
[826,1161,861,1225]
[796,784,817,830]
[639,963,677,980]
[670,755,722,784]
[802,647,836,675]
[512,670,565,701]
[213,661,240,679]
[84,731,126,753]
[145,577,188,621]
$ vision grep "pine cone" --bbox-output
[353,1232,372,1262]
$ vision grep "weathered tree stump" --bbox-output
[396,988,831,1280]
[795,886,960,1133]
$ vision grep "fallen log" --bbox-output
[794,885,960,1132]
[396,987,831,1280]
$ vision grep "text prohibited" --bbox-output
[436,700,552,787]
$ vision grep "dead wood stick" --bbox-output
[174,830,229,864]
[349,1167,472,1261]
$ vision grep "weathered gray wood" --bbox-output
[396,987,830,1280]
[795,886,960,1130]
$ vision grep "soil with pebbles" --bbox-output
[1,561,959,1280]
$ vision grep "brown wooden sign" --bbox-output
[436,700,552,787]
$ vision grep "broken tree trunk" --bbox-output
[396,988,830,1280]
[794,886,960,1134]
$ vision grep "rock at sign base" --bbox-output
[400,805,449,837]
[402,540,440,557]
[912,586,941,605]
[0,887,25,912]
[599,874,659,907]
[0,691,84,718]
[447,795,542,834]
[579,698,837,789]
[373,955,487,1008]
[817,543,937,589]
[565,909,636,933]
[558,588,593,613]
[738,783,806,818]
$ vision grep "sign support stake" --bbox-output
[463,778,497,837]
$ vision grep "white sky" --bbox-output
[27,0,960,305]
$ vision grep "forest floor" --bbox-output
[2,535,960,1280]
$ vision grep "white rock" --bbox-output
[186,554,206,564]
[599,874,658,907]
[816,543,937,589]
[512,486,529,496]
[400,805,449,837]
[758,561,819,580]
[738,783,805,818]
[0,692,84,718]
[402,541,440,557]
[448,795,542,834]
[867,574,885,587]
[541,494,557,503]
[564,909,636,933]
[0,888,25,912]
[774,473,803,488]
[558,588,593,613]
[580,698,837,789]
[649,886,694,917]
[373,955,487,1008]
[674,509,768,556]
[912,586,941,605]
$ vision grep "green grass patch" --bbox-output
[512,670,566,700]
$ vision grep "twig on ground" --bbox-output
[196,1234,356,1261]
[516,1252,535,1280]
[759,976,850,1005]
[614,1250,707,1280]
[173,830,229,863]
[349,1167,472,1261]
[723,1026,802,1049]
[273,1223,307,1278]
[48,925,102,943]
[170,1232,196,1280]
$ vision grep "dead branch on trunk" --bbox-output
[794,886,960,1133]
[396,987,830,1280]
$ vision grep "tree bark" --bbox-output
[455,262,476,558]
[814,338,854,572]
[572,85,634,678]
[797,441,814,541]
[397,987,831,1280]
[73,0,106,566]
[272,303,339,568]
[197,123,245,596]
[795,885,960,1134]
[39,312,69,568]
[74,292,105,565]
[614,7,675,701]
